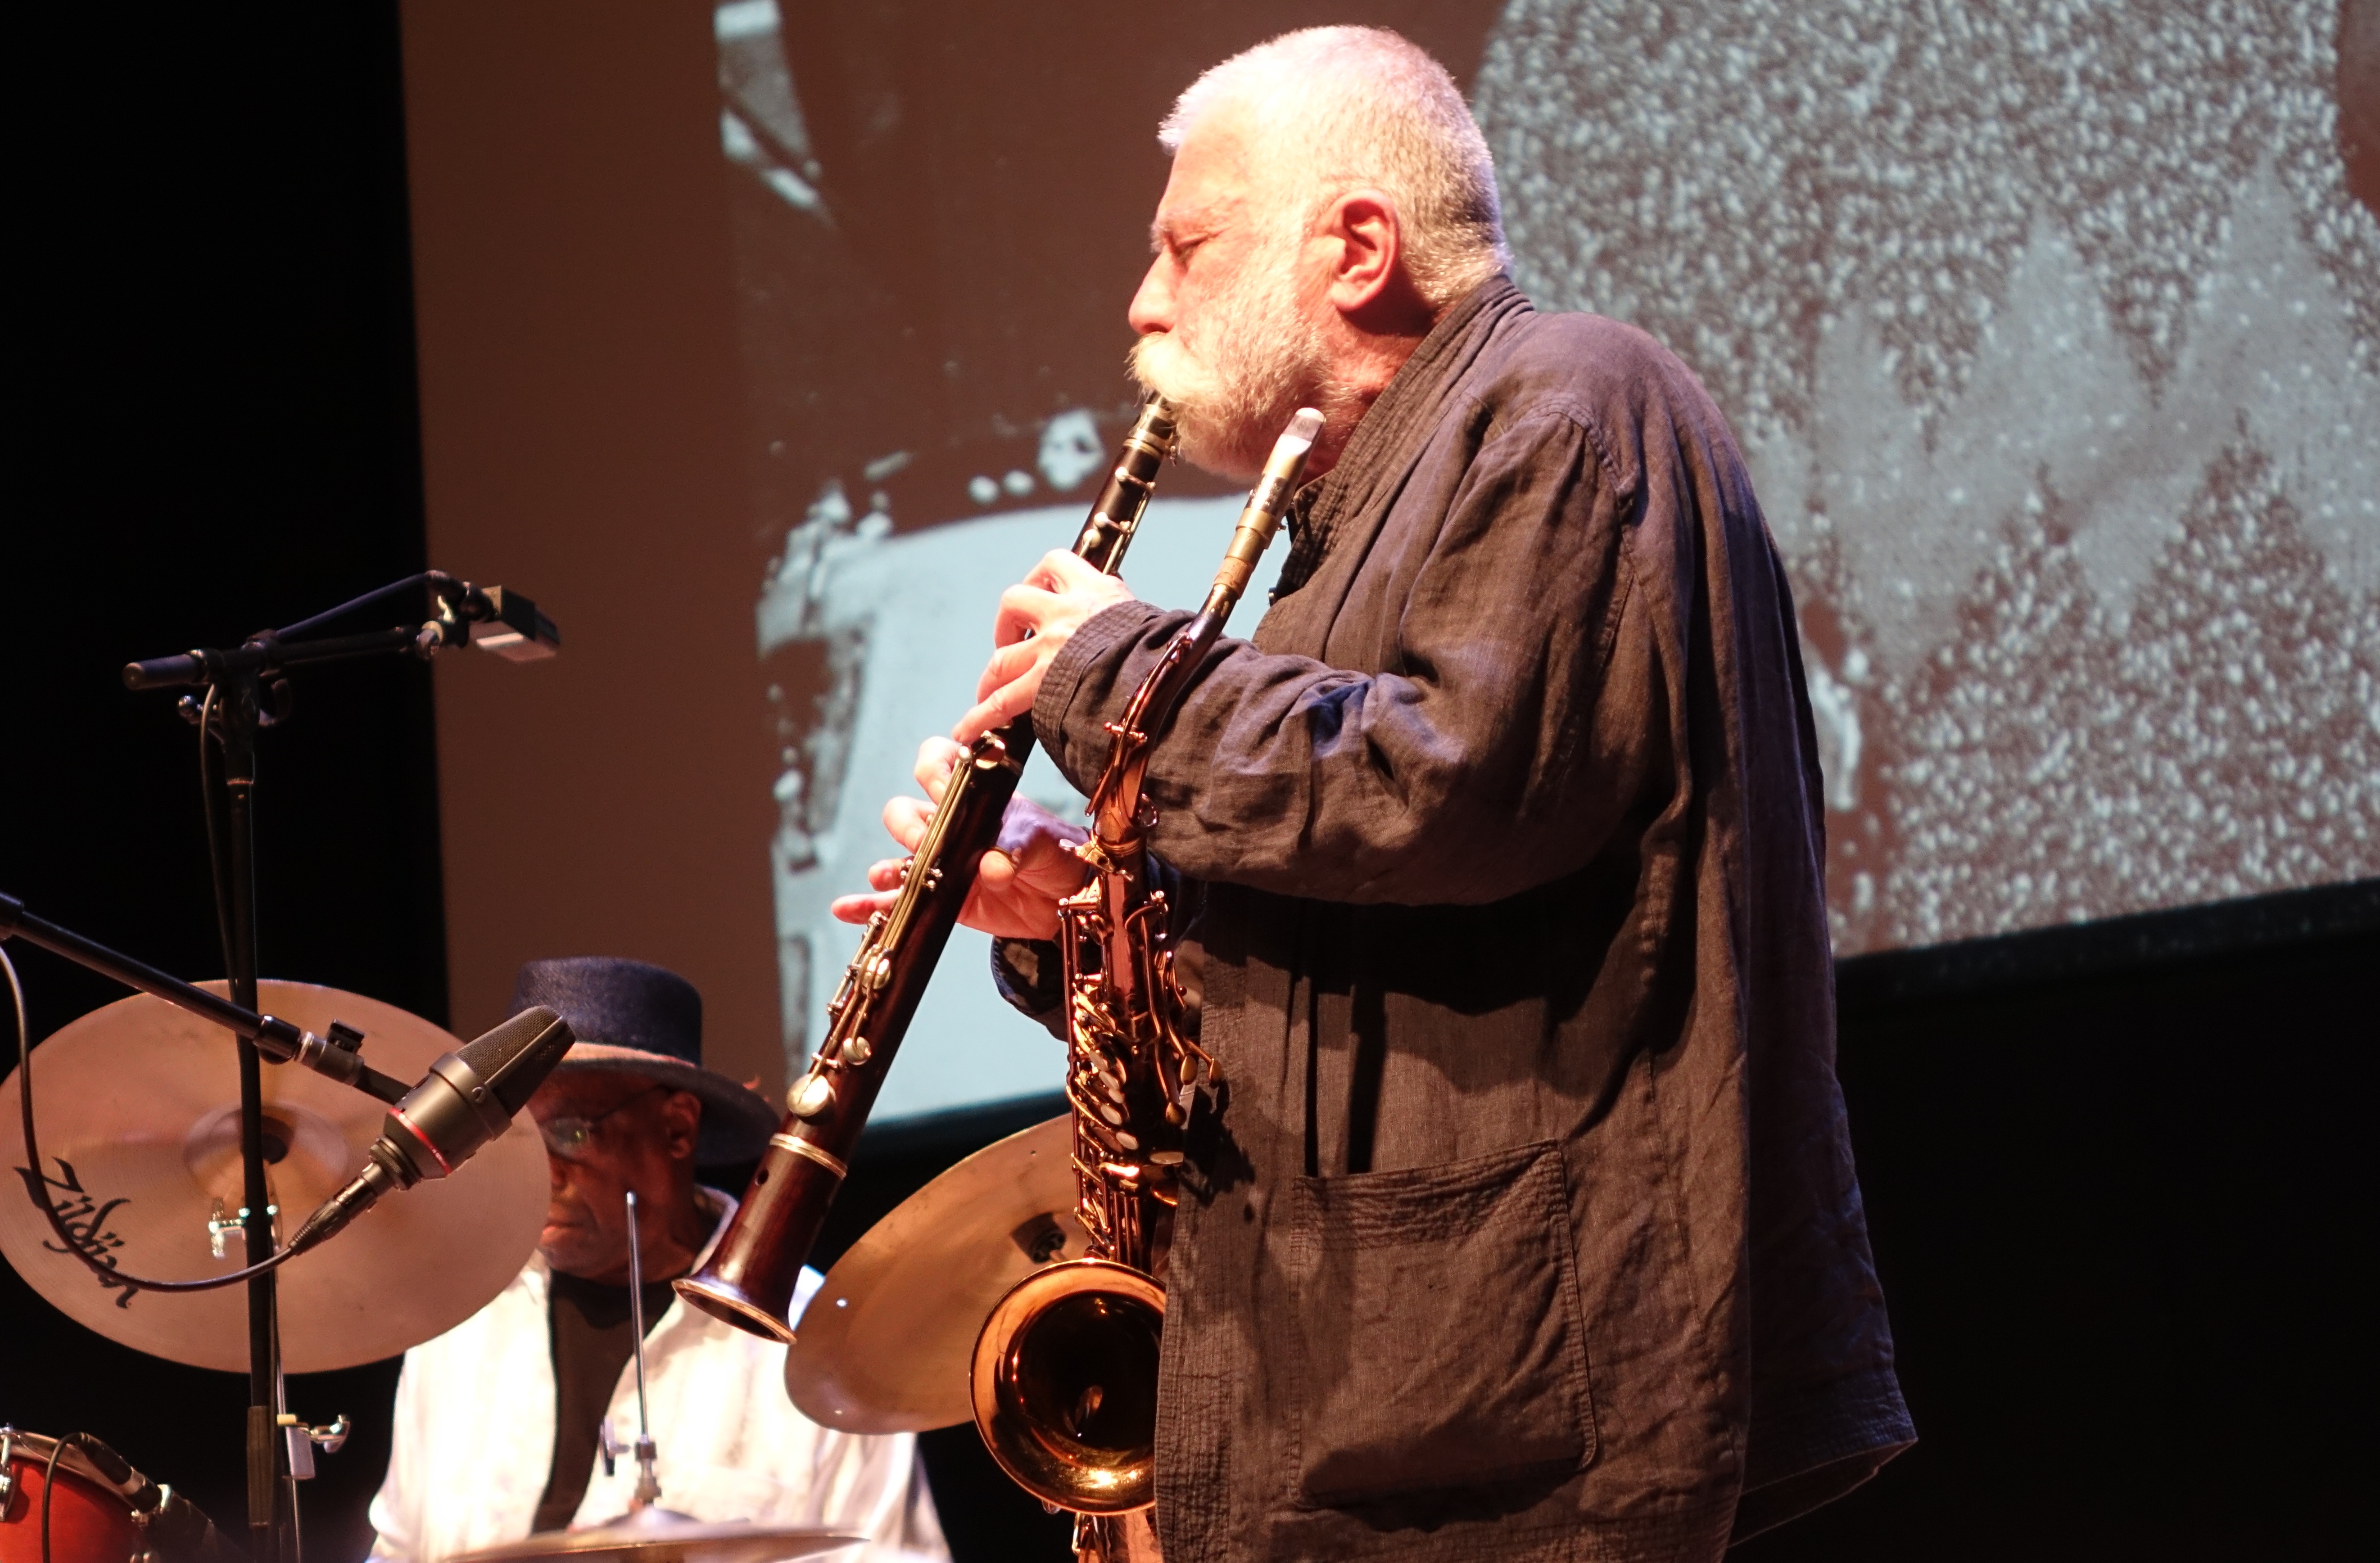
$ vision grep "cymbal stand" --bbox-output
[594,1189,698,1535]
[624,1190,662,1512]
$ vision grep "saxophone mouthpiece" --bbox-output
[1210,408,1325,604]
[1275,408,1324,468]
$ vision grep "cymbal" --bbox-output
[787,1114,1084,1433]
[0,980,548,1373]
[449,1508,863,1563]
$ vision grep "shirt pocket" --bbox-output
[1282,1140,1596,1509]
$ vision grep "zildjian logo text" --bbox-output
[15,1157,137,1308]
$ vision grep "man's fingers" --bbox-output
[992,583,1062,648]
[913,736,965,799]
[1028,549,1101,590]
[953,677,1036,746]
[974,638,1041,703]
[883,794,933,849]
[829,889,896,924]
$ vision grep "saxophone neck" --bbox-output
[1080,407,1321,858]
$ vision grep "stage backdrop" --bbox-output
[408,0,2378,1122]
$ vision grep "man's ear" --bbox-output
[662,1090,702,1161]
[1324,189,1430,333]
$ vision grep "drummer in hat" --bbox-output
[367,958,946,1563]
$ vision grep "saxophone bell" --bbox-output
[971,1257,1167,1514]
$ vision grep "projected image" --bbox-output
[1480,0,2380,950]
[757,494,1279,1121]
[714,0,2378,1114]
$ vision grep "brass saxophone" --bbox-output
[970,407,1322,1561]
[677,397,1181,1342]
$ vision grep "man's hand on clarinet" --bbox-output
[950,550,1133,745]
[828,737,1091,940]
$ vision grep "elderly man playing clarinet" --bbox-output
[840,26,1913,1563]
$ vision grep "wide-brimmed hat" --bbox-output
[507,957,777,1165]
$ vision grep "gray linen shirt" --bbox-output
[1019,278,1913,1562]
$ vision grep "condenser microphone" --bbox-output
[288,1005,575,1255]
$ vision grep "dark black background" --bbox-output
[4,6,2371,1563]
[5,7,434,1562]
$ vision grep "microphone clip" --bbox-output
[417,576,561,662]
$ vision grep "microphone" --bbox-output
[423,583,562,663]
[119,573,561,690]
[288,1005,575,1255]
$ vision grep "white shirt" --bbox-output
[367,1193,946,1563]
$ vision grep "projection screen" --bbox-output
[416,0,2376,1124]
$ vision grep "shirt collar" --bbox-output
[1272,274,1529,598]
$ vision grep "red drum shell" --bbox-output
[0,1433,141,1563]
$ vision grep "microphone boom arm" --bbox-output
[0,890,410,1102]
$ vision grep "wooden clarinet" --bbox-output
[675,396,1181,1343]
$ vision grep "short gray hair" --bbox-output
[1160,27,1510,309]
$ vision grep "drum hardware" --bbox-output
[619,1190,669,1515]
[6,567,560,1563]
[208,1203,278,1260]
[270,1420,348,1486]
[0,1426,243,1563]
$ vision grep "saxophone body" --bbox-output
[676,397,1181,1343]
[970,409,1323,1562]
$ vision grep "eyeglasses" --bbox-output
[537,1084,668,1159]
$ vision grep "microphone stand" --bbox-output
[114,571,557,1563]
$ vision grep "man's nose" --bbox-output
[1127,256,1174,336]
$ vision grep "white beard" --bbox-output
[1130,229,1338,483]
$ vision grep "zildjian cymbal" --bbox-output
[786,1114,1086,1432]
[449,1509,864,1563]
[0,980,548,1373]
